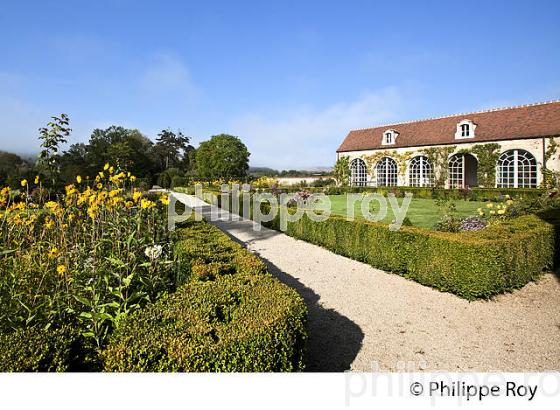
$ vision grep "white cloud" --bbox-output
[229,88,405,169]
[139,53,195,98]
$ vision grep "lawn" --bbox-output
[314,194,487,229]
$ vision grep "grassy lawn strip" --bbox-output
[317,195,486,229]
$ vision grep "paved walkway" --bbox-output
[174,194,560,372]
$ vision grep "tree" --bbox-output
[36,114,71,186]
[0,151,32,187]
[153,129,192,171]
[333,156,350,186]
[61,126,155,180]
[195,134,250,179]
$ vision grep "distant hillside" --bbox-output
[249,166,332,177]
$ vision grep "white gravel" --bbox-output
[175,194,560,372]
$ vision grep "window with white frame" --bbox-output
[375,157,398,186]
[448,154,464,188]
[496,149,537,188]
[455,119,476,139]
[382,129,398,145]
[461,124,470,137]
[350,158,367,187]
[408,156,434,187]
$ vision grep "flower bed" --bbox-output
[102,220,307,371]
[0,171,307,371]
[0,168,174,370]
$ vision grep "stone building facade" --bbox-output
[336,101,560,188]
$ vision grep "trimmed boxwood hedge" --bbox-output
[0,326,88,372]
[102,220,307,371]
[216,194,559,300]
[320,186,547,201]
[271,212,558,299]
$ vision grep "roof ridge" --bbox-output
[349,100,560,132]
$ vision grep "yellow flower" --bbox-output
[97,183,103,189]
[125,201,134,209]
[505,194,511,200]
[130,175,137,183]
[497,209,506,215]
[478,211,485,216]
[506,199,514,205]
[76,175,82,183]
[140,199,155,209]
[45,218,55,230]
[87,207,97,219]
[104,163,110,171]
[132,191,143,202]
[99,171,105,178]
[20,179,27,187]
[109,166,114,174]
[476,208,482,213]
[160,195,169,205]
[57,265,66,275]
[48,248,60,259]
[34,175,40,184]
[490,210,496,215]
[486,203,493,208]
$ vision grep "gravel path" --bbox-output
[174,194,560,372]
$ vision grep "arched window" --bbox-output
[375,157,398,187]
[448,154,464,188]
[350,158,367,187]
[448,153,478,188]
[496,149,537,188]
[408,156,434,187]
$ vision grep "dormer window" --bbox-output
[455,119,476,139]
[382,129,398,145]
[461,123,470,137]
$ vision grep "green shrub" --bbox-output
[219,192,558,299]
[322,186,546,201]
[103,220,307,371]
[0,326,92,372]
[277,212,557,299]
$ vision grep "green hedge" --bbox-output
[270,212,557,299]
[216,193,558,300]
[102,220,307,371]
[0,326,88,372]
[322,186,547,201]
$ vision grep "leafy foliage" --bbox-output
[333,156,350,186]
[196,134,250,179]
[0,167,175,369]
[37,114,71,187]
[153,129,194,170]
[102,220,307,371]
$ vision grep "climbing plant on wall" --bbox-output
[465,143,501,188]
[362,150,413,179]
[420,146,456,187]
[542,136,560,189]
[333,156,350,186]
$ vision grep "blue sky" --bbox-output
[1,0,559,169]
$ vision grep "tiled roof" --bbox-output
[337,101,560,152]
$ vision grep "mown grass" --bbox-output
[314,195,486,229]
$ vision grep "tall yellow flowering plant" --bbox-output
[0,166,174,353]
